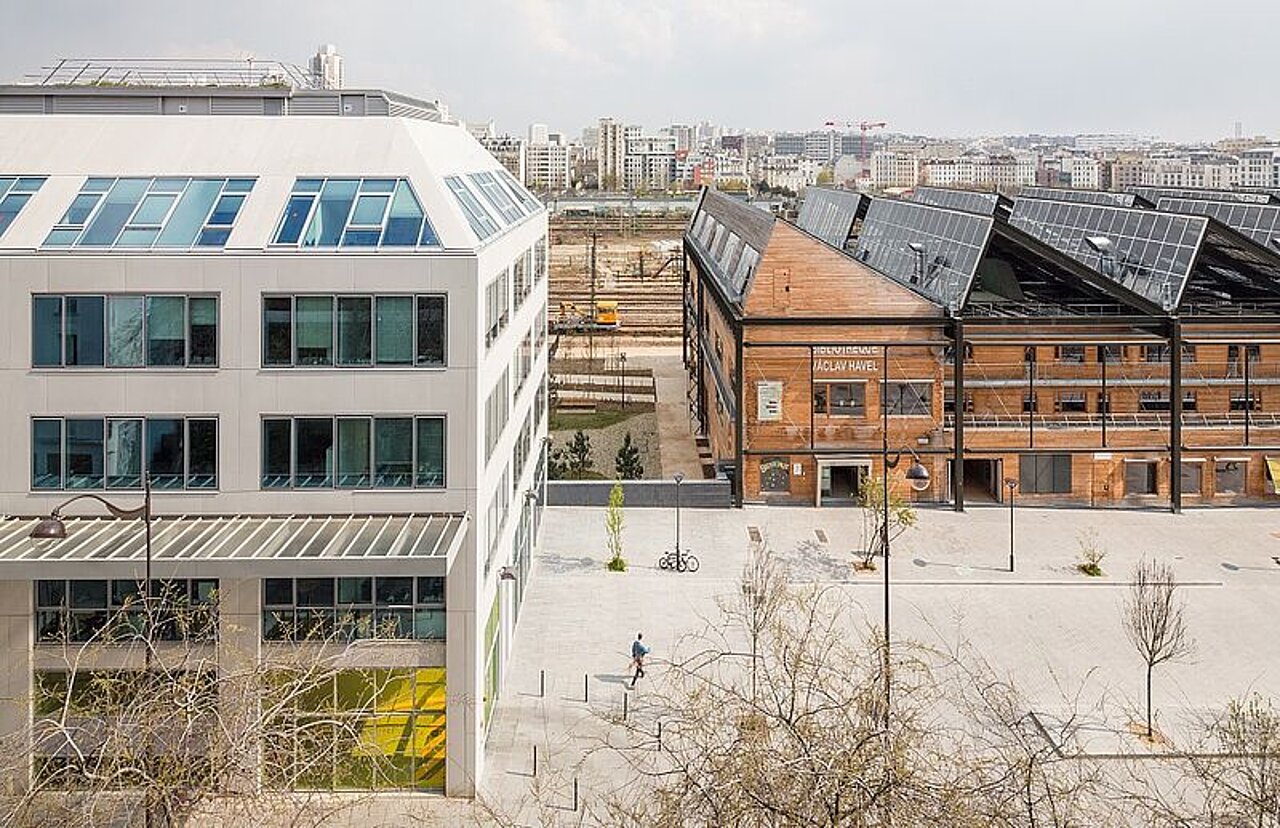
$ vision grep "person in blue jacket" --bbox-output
[630,632,651,687]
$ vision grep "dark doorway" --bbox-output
[820,463,867,506]
[963,458,1001,502]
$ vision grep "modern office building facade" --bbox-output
[684,185,1280,510]
[0,76,548,799]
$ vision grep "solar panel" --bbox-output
[911,186,1004,216]
[1009,198,1205,311]
[1019,186,1143,208]
[1134,186,1275,206]
[853,199,993,309]
[796,188,863,248]
[1156,198,1280,248]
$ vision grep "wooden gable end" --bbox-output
[742,221,941,319]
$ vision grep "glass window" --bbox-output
[337,297,372,366]
[145,296,186,366]
[276,195,315,245]
[1019,454,1072,494]
[375,297,412,365]
[263,297,293,366]
[107,296,145,367]
[417,577,445,606]
[374,418,413,488]
[188,297,217,366]
[882,382,932,416]
[80,179,148,246]
[32,296,62,367]
[32,420,62,489]
[376,577,413,606]
[338,577,372,605]
[147,419,184,489]
[351,195,389,227]
[415,417,445,487]
[1180,462,1203,495]
[1215,461,1245,495]
[156,179,223,248]
[415,296,446,367]
[1056,345,1085,363]
[64,296,104,366]
[187,419,218,489]
[831,383,865,416]
[303,179,358,247]
[1125,462,1157,495]
[336,418,371,488]
[295,418,334,488]
[105,419,143,489]
[295,297,334,366]
[65,419,104,489]
[383,180,425,246]
[262,419,292,488]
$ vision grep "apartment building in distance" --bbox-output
[0,61,550,799]
[684,184,1280,510]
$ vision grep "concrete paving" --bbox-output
[480,503,1280,823]
[624,348,702,480]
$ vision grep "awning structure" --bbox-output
[1267,457,1280,495]
[0,513,469,579]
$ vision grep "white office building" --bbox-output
[0,73,548,800]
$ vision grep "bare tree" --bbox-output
[856,476,917,571]
[1122,557,1195,740]
[0,590,447,827]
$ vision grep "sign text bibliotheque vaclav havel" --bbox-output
[812,345,880,375]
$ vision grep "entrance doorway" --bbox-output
[819,461,870,506]
[961,458,1002,502]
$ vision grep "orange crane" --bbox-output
[824,119,887,167]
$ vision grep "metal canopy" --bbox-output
[0,513,468,578]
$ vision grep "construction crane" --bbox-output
[824,119,888,168]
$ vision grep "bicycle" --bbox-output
[657,547,700,573]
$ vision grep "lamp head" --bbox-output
[1084,235,1114,254]
[673,472,685,484]
[1004,477,1019,492]
[29,516,67,540]
[905,461,931,492]
[906,242,927,254]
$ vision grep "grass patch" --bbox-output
[551,408,643,432]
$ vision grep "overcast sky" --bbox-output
[3,0,1276,143]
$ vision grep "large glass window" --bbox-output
[35,578,218,643]
[881,382,932,416]
[44,177,252,249]
[262,294,446,368]
[0,177,45,240]
[1019,454,1072,494]
[444,176,500,240]
[32,295,214,368]
[1124,461,1158,495]
[263,416,446,490]
[1180,462,1204,495]
[1214,460,1245,495]
[272,178,439,249]
[261,576,445,642]
[31,417,216,491]
[814,382,866,417]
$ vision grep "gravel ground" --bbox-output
[550,411,662,479]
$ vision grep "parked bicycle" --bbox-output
[657,547,700,573]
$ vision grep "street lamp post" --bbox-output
[673,471,684,565]
[30,475,154,825]
[1005,477,1018,572]
[619,351,628,411]
[880,345,931,728]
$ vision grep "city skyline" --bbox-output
[3,0,1278,143]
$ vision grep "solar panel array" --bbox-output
[690,208,763,300]
[1134,186,1275,206]
[1019,186,1142,208]
[853,199,994,309]
[911,186,1003,216]
[1156,198,1280,248]
[796,188,863,248]
[1009,199,1207,311]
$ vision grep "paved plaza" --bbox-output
[481,502,1280,823]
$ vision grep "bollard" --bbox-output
[539,669,545,698]
[584,673,589,703]
[657,720,663,751]
[532,743,538,777]
[623,691,628,721]
[573,777,579,812]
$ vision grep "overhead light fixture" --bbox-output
[1084,235,1114,254]
[906,242,927,254]
[905,460,931,492]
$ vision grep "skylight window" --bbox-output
[0,177,45,240]
[272,178,439,249]
[444,176,500,240]
[496,168,542,214]
[43,178,254,250]
[468,171,525,224]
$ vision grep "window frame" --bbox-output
[1124,460,1159,496]
[31,293,218,370]
[813,380,867,418]
[260,293,448,369]
[269,177,440,250]
[260,576,445,642]
[30,416,218,492]
[259,415,447,491]
[881,381,933,417]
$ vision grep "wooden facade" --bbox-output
[684,188,1280,510]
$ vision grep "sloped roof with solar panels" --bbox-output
[795,187,865,249]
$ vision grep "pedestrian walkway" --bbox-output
[625,349,701,480]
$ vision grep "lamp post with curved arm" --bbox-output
[29,476,154,826]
